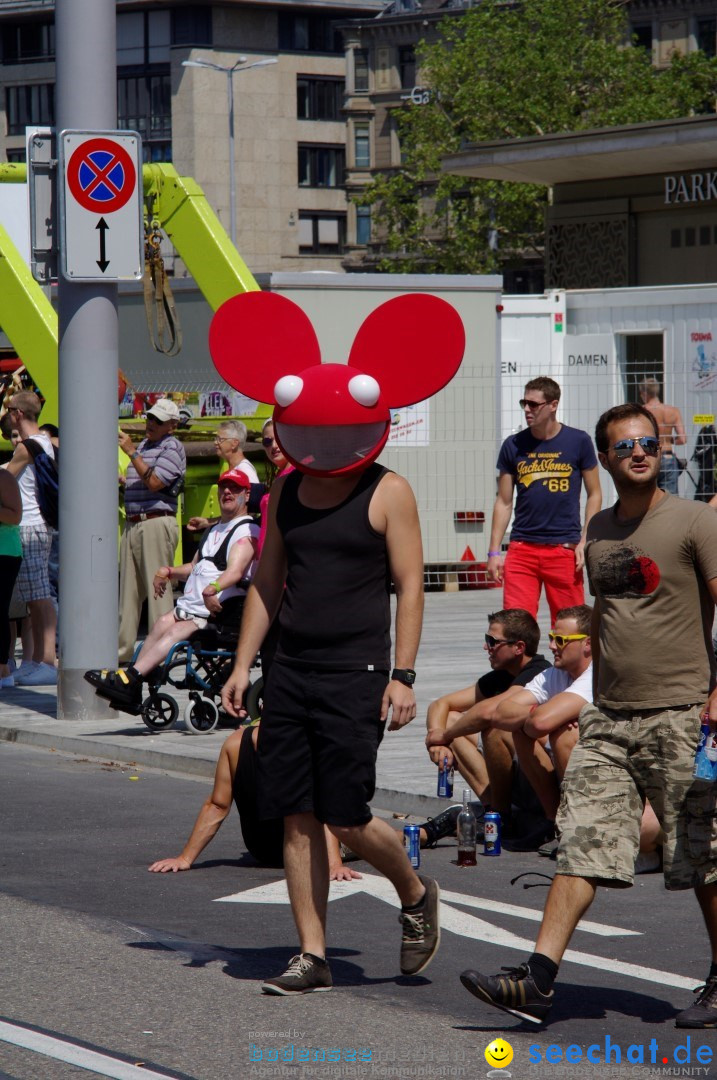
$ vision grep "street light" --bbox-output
[182,55,278,247]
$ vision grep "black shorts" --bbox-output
[256,662,389,827]
[235,726,284,867]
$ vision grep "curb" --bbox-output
[0,723,451,817]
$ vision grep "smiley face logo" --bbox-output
[485,1038,514,1068]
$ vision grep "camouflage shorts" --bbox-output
[556,702,717,891]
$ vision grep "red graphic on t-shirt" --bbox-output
[627,555,660,595]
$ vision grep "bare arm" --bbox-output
[4,442,31,479]
[326,827,362,882]
[486,473,514,584]
[148,732,238,872]
[119,432,181,493]
[221,479,288,718]
[524,691,588,737]
[575,467,602,572]
[0,470,22,526]
[426,685,479,733]
[703,579,717,722]
[491,686,542,731]
[672,407,687,447]
[202,535,257,615]
[380,474,424,731]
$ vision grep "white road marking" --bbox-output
[216,872,698,991]
[0,1019,178,1079]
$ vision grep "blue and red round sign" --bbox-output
[66,138,137,214]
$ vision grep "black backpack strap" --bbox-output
[199,516,254,572]
[22,438,57,467]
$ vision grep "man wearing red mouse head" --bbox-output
[212,290,465,995]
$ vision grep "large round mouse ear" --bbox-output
[209,291,322,402]
[348,294,465,407]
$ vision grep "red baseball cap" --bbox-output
[218,469,251,490]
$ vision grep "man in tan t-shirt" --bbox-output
[459,402,717,1030]
[638,376,686,494]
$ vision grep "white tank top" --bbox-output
[17,431,55,528]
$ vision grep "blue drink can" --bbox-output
[483,811,502,856]
[404,824,421,869]
[437,763,454,799]
[694,722,717,781]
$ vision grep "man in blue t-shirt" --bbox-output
[486,377,602,621]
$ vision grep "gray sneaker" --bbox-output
[675,977,717,1028]
[261,953,333,995]
[399,875,440,975]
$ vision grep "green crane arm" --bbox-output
[0,161,258,424]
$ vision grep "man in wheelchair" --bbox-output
[85,470,258,709]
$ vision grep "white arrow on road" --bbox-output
[216,873,698,991]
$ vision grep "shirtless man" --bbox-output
[638,377,686,495]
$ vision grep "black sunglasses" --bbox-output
[485,634,516,649]
[611,437,659,459]
[262,435,277,447]
[519,398,548,410]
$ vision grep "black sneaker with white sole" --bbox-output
[261,953,333,995]
[399,875,440,975]
[460,962,553,1024]
[418,804,461,848]
[675,977,717,1028]
[84,667,142,707]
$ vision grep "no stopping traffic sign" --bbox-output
[66,138,137,214]
[60,130,143,282]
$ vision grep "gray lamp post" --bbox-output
[182,56,278,247]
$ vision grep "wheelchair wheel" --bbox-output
[245,676,264,722]
[141,693,179,732]
[183,696,220,735]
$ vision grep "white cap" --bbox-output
[147,398,180,423]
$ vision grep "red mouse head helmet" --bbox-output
[209,291,465,477]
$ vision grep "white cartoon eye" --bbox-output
[274,375,303,406]
[348,374,380,407]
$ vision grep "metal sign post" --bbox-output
[56,0,122,720]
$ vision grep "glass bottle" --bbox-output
[457,788,477,866]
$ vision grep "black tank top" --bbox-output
[275,464,391,670]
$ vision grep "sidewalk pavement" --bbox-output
[0,590,552,816]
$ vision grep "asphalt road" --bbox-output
[1,741,716,1080]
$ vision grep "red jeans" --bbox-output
[503,541,584,623]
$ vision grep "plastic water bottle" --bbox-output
[457,788,477,866]
[693,719,717,781]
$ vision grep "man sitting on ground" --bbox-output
[419,608,550,847]
[149,724,360,880]
[85,471,258,709]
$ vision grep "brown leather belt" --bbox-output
[126,510,175,524]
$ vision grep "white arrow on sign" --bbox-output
[216,873,697,991]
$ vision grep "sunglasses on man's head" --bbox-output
[610,436,659,459]
[548,631,588,648]
[484,634,516,649]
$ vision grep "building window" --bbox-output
[118,73,172,160]
[354,49,369,92]
[297,77,344,120]
[698,18,717,58]
[298,144,345,187]
[172,6,212,47]
[6,84,54,135]
[354,123,371,167]
[279,14,342,53]
[686,227,696,247]
[299,212,346,253]
[701,225,712,246]
[670,228,681,248]
[399,46,416,89]
[6,147,26,163]
[0,21,54,64]
[356,205,371,245]
[117,10,170,66]
[632,24,653,52]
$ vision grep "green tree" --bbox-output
[358,0,717,273]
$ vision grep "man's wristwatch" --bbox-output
[391,668,416,687]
